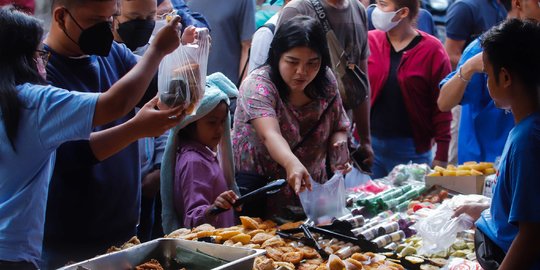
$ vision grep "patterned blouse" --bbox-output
[232,65,350,218]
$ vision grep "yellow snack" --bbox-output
[434,166,446,173]
[457,165,472,170]
[484,168,496,175]
[442,170,457,176]
[196,230,214,238]
[247,229,265,237]
[470,163,491,171]
[239,216,260,230]
[265,246,284,261]
[192,223,215,233]
[427,171,441,177]
[463,161,478,165]
[351,253,370,262]
[446,164,458,171]
[345,258,364,269]
[479,162,494,168]
[217,230,241,240]
[252,232,274,244]
[230,233,251,245]
[471,169,484,176]
[456,170,472,176]
[282,251,304,264]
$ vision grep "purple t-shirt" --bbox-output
[174,140,235,228]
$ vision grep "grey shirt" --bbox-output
[277,0,370,67]
[186,0,256,83]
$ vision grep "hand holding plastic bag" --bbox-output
[416,201,474,255]
[299,172,349,225]
[158,27,210,113]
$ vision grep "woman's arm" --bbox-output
[499,222,540,270]
[251,117,311,194]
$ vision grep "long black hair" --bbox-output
[267,15,331,101]
[0,7,46,150]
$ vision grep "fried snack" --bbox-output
[166,228,191,238]
[351,253,369,262]
[266,247,284,261]
[232,242,244,247]
[327,255,346,270]
[261,236,286,248]
[279,221,304,231]
[135,259,164,270]
[298,263,320,270]
[252,232,274,244]
[247,229,265,237]
[315,264,329,270]
[230,233,251,245]
[192,223,215,233]
[301,247,321,259]
[106,246,121,254]
[282,251,304,264]
[240,216,260,230]
[222,240,235,246]
[274,261,296,270]
[177,232,198,240]
[244,243,261,249]
[217,230,241,240]
[196,230,215,238]
[254,256,275,270]
[345,258,364,269]
[279,246,297,254]
[162,63,201,110]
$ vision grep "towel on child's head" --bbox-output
[161,72,239,233]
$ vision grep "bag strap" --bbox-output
[291,94,338,153]
[309,0,333,34]
[237,22,277,87]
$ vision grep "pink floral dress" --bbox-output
[232,65,350,219]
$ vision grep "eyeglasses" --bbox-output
[35,49,51,66]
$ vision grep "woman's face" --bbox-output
[278,46,321,94]
[194,102,228,151]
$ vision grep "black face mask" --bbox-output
[63,9,114,56]
[117,19,155,51]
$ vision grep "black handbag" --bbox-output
[309,0,369,109]
[474,227,505,270]
[236,95,338,218]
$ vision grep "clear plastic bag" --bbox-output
[299,172,349,225]
[158,28,210,113]
[416,201,474,255]
[385,162,431,186]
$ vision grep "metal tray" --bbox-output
[58,238,266,270]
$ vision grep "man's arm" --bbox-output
[238,40,251,83]
[444,38,467,70]
[353,58,374,167]
[499,222,540,270]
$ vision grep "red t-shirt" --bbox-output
[0,0,35,14]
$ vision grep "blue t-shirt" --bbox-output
[42,42,141,251]
[367,6,437,36]
[439,38,514,163]
[0,83,98,265]
[445,0,506,44]
[170,0,210,30]
[477,112,540,259]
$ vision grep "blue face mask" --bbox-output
[63,8,114,56]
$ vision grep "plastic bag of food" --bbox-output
[386,162,431,186]
[416,201,474,255]
[299,172,349,225]
[158,27,210,113]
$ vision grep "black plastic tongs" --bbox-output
[208,179,287,215]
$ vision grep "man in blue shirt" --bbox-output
[454,18,540,269]
[40,0,179,268]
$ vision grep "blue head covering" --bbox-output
[161,72,239,233]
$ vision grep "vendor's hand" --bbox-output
[452,202,490,222]
[181,25,197,45]
[432,159,448,169]
[285,159,312,194]
[141,169,161,198]
[330,141,352,174]
[357,143,374,170]
[151,15,181,55]
[212,190,240,211]
[132,96,186,138]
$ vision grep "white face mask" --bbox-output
[372,6,403,32]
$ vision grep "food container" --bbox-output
[58,238,266,270]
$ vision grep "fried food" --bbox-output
[230,233,251,245]
[166,228,190,238]
[217,230,241,240]
[239,216,260,230]
[252,232,274,244]
[266,247,284,261]
[192,223,215,233]
[135,259,164,270]
[282,251,304,264]
[261,236,286,248]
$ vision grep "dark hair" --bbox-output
[52,0,116,12]
[393,0,419,21]
[499,0,512,13]
[267,15,331,101]
[481,19,540,97]
[0,7,46,150]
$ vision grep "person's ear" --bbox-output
[499,67,512,89]
[53,7,67,31]
[515,0,523,11]
[394,7,409,21]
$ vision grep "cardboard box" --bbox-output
[425,175,486,194]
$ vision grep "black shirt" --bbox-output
[371,34,422,138]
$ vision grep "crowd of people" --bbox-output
[1,0,540,269]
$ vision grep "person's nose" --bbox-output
[296,64,307,76]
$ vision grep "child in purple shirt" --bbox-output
[161,73,240,232]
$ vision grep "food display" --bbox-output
[427,161,496,177]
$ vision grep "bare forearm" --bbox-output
[438,73,469,112]
[238,41,251,81]
[353,100,371,145]
[499,225,540,270]
[262,132,300,169]
[94,47,164,126]
[89,121,140,161]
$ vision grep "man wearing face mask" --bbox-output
[366,0,452,178]
[40,0,174,268]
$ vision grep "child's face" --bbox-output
[483,52,511,110]
[195,102,228,150]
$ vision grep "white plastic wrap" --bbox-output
[299,172,349,225]
[158,28,210,113]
